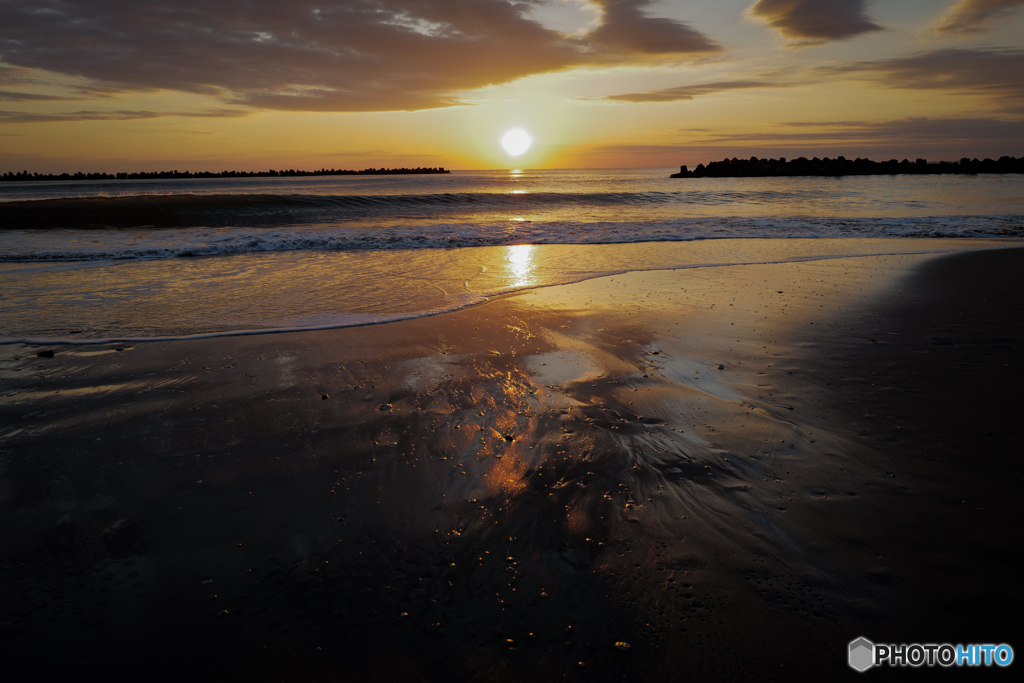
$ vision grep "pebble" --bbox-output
[615,641,631,651]
[321,393,330,400]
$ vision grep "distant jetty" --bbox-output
[671,156,1024,178]
[0,167,450,183]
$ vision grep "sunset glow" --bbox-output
[0,1,1021,172]
[2,6,1023,681]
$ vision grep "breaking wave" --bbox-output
[0,213,1020,263]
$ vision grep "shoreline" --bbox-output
[2,237,1019,345]
[1,248,1022,680]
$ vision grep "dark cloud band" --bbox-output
[0,91,81,102]
[691,117,1024,143]
[0,109,248,123]
[818,47,1024,113]
[574,116,1024,165]
[600,47,1024,115]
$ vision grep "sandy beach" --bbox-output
[1,246,1022,681]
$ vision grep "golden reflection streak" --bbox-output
[484,439,531,499]
[505,244,536,288]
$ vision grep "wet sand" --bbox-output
[1,248,1022,681]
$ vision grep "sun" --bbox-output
[501,129,532,156]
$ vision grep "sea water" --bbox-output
[1,169,1021,341]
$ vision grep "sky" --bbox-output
[1,0,1023,171]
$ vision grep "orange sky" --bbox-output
[1,0,1022,172]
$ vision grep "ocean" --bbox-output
[1,168,1022,342]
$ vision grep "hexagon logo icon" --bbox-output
[849,637,875,672]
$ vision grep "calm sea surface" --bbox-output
[1,169,1021,341]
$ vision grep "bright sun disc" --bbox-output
[501,129,532,156]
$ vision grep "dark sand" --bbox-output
[1,248,1022,681]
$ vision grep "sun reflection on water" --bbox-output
[506,244,535,287]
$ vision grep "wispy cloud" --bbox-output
[749,0,882,43]
[0,65,36,85]
[0,90,82,102]
[0,109,249,123]
[570,116,1024,165]
[602,79,784,102]
[597,47,1024,110]
[935,0,1024,35]
[690,117,1024,144]
[817,47,1024,113]
[0,0,721,114]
